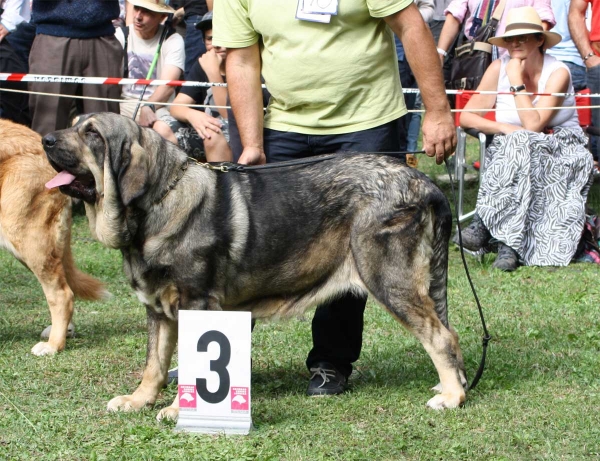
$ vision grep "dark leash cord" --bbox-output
[199,149,491,391]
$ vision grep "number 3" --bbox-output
[196,330,231,404]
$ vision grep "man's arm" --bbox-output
[385,3,456,164]
[0,0,29,42]
[569,0,600,69]
[138,64,182,127]
[225,43,266,165]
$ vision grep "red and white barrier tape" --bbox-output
[2,73,600,98]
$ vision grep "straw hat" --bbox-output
[488,7,561,49]
[128,0,175,14]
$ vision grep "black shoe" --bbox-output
[306,362,348,396]
[167,367,178,385]
[453,214,491,251]
[493,243,519,272]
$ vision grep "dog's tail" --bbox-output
[427,187,453,327]
[62,240,111,301]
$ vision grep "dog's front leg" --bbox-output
[107,308,177,412]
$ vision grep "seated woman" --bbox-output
[153,12,232,162]
[459,7,594,272]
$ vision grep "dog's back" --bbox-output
[0,119,108,356]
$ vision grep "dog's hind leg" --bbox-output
[352,204,466,409]
[107,310,177,412]
[29,267,74,356]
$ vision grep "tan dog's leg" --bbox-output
[107,312,177,412]
[30,273,74,356]
[157,393,179,422]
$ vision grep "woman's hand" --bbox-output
[506,57,525,84]
[500,123,521,135]
[188,110,223,140]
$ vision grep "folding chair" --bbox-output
[453,92,495,223]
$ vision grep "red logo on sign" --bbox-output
[230,387,249,412]
[179,384,197,410]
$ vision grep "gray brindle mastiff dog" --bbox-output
[43,113,467,421]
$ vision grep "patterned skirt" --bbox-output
[476,127,594,266]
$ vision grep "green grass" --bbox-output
[1,154,600,459]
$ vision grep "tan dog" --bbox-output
[0,119,108,356]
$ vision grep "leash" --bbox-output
[193,150,491,391]
[441,156,491,391]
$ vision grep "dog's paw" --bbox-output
[106,395,149,412]
[31,341,59,356]
[426,392,465,410]
[40,322,75,340]
[156,406,179,422]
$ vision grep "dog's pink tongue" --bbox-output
[45,171,76,190]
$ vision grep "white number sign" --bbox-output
[175,310,252,434]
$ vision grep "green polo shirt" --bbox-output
[213,0,411,135]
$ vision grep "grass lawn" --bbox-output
[1,145,599,460]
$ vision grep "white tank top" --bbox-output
[495,54,579,129]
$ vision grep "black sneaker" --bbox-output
[493,243,519,272]
[453,214,491,251]
[306,362,348,396]
[167,367,178,385]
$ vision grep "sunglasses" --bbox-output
[502,34,533,45]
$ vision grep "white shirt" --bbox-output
[495,54,579,129]
[1,0,31,32]
[115,25,185,101]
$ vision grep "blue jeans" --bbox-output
[263,120,401,377]
[564,61,587,92]
[587,63,600,161]
[184,15,207,79]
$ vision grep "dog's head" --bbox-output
[43,112,187,248]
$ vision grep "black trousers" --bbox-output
[263,119,402,378]
[0,40,30,126]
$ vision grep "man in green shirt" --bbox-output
[213,0,455,395]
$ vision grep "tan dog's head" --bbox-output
[43,112,186,248]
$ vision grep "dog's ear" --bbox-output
[119,140,149,207]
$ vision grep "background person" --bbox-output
[436,0,555,62]
[459,7,593,272]
[28,0,122,135]
[214,0,456,395]
[153,11,232,162]
[116,0,185,127]
[569,0,600,172]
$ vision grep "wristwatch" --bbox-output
[143,103,156,112]
[509,84,526,93]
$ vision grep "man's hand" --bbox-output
[421,110,457,165]
[238,146,266,165]
[585,54,600,69]
[0,24,9,43]
[138,106,158,127]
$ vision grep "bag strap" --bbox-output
[121,26,130,78]
[491,0,508,22]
